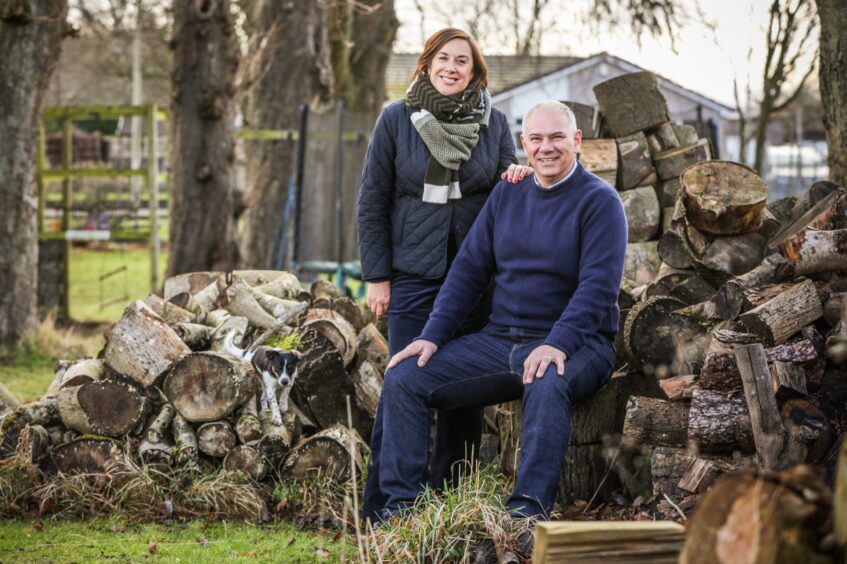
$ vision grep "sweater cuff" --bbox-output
[544,328,582,360]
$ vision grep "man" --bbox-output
[367,100,627,521]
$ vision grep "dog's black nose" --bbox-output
[279,376,291,386]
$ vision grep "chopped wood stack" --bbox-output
[618,171,847,506]
[1,270,381,483]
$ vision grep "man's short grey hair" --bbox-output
[522,100,577,136]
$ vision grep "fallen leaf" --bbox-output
[197,536,210,547]
[107,524,128,533]
[286,538,296,547]
[148,541,158,555]
[32,522,43,533]
[331,532,341,543]
[315,548,331,558]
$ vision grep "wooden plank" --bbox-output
[533,521,685,564]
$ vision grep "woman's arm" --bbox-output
[357,108,397,284]
[495,111,532,183]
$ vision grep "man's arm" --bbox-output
[545,188,628,357]
[417,185,502,346]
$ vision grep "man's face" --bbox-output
[520,108,582,187]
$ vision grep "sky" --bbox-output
[394,0,818,108]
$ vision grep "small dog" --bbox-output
[224,330,302,426]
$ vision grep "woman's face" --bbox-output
[428,38,475,98]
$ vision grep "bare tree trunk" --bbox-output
[0,0,67,343]
[167,0,240,277]
[816,0,847,186]
[238,0,332,268]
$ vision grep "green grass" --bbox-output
[0,519,355,563]
[69,244,169,322]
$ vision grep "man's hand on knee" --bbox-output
[388,339,439,369]
[522,345,567,384]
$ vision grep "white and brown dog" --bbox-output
[224,330,302,426]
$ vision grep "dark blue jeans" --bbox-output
[362,272,491,522]
[371,325,614,520]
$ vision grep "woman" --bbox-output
[357,28,530,522]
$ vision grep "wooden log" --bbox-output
[57,358,104,389]
[782,228,847,276]
[310,280,339,302]
[533,521,686,563]
[735,343,806,470]
[252,272,306,301]
[769,188,843,253]
[352,359,382,418]
[138,435,174,468]
[648,122,680,153]
[163,271,224,301]
[233,269,297,288]
[673,124,699,146]
[329,297,365,333]
[651,447,753,499]
[170,322,214,350]
[190,279,222,314]
[57,377,149,437]
[657,230,692,270]
[789,179,840,222]
[16,424,51,467]
[616,132,656,190]
[203,307,232,328]
[357,323,389,372]
[738,280,823,346]
[656,177,681,208]
[143,293,195,324]
[714,253,794,320]
[247,286,300,319]
[256,408,292,468]
[680,161,768,235]
[623,241,660,286]
[680,468,832,564]
[688,389,754,454]
[558,443,621,504]
[162,352,257,422]
[235,394,262,444]
[836,438,847,544]
[621,396,689,449]
[197,420,238,458]
[659,374,699,400]
[223,445,268,480]
[138,405,176,467]
[593,72,670,137]
[104,300,191,388]
[620,186,661,242]
[208,315,249,353]
[563,100,597,138]
[682,223,768,287]
[654,139,711,181]
[300,309,358,367]
[579,138,618,187]
[823,291,847,327]
[623,295,709,376]
[225,279,277,329]
[292,328,370,438]
[171,413,198,465]
[52,437,123,474]
[780,398,833,464]
[0,396,60,456]
[280,424,366,480]
[0,382,20,419]
[757,208,784,240]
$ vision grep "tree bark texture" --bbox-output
[239,0,332,268]
[167,0,240,276]
[816,0,847,186]
[0,0,67,342]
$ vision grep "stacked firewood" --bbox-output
[617,167,847,504]
[0,271,388,482]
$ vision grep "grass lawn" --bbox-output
[0,519,355,563]
[68,243,169,323]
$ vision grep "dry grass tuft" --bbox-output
[367,463,536,563]
[26,315,105,360]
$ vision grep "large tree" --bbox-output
[0,0,68,343]
[815,0,846,186]
[239,0,397,268]
[167,0,240,276]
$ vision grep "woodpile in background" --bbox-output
[0,271,382,484]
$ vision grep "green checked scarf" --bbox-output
[406,72,492,204]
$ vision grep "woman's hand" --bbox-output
[366,280,391,319]
[501,164,533,184]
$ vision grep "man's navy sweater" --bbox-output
[419,161,628,357]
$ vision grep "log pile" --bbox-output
[1,271,381,484]
[617,169,847,507]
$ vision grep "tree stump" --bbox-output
[162,352,257,422]
[680,161,768,235]
[104,300,191,388]
[593,72,670,137]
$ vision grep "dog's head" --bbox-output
[266,350,302,386]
